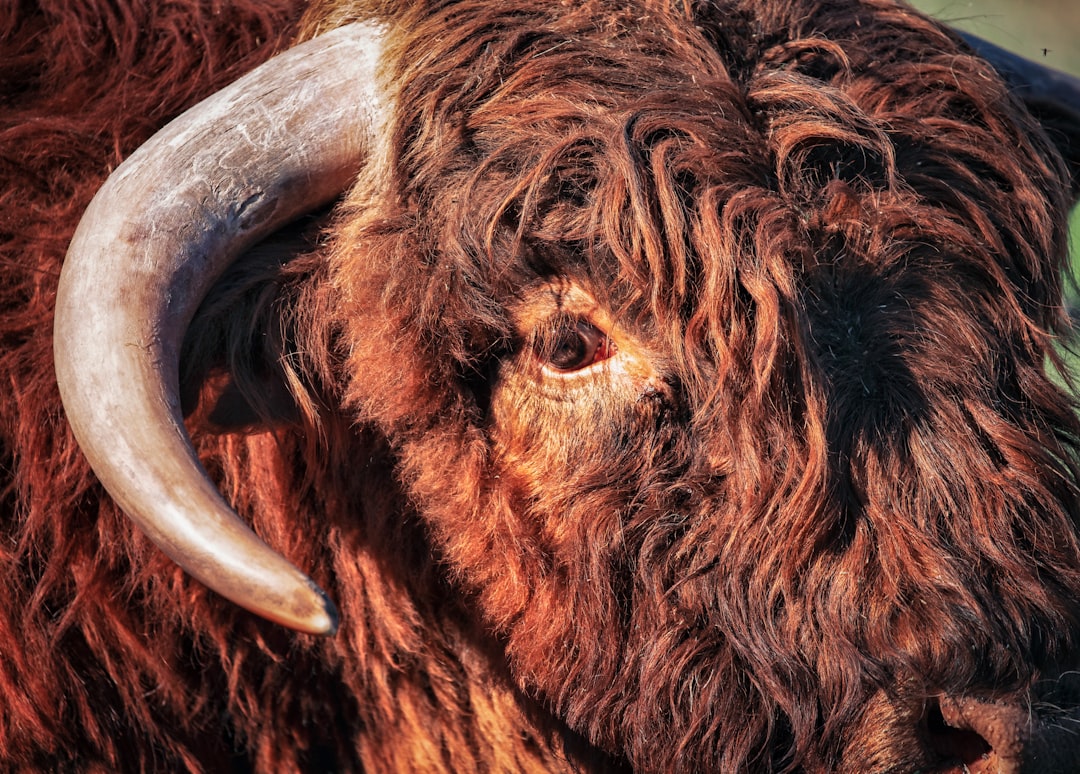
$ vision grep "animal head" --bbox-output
[52,0,1080,770]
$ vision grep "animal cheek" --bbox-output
[596,339,676,407]
[487,361,663,466]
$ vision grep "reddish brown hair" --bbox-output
[4,0,1080,771]
[315,0,1080,769]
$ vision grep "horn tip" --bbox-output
[302,583,340,636]
[263,577,339,635]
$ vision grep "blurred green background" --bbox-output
[911,0,1080,307]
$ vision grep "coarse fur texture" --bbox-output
[1,2,593,771]
[4,0,1080,772]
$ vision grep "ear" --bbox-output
[962,33,1080,200]
[180,210,332,432]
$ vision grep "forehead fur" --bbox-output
[331,0,1072,416]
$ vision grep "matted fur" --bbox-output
[3,0,1080,771]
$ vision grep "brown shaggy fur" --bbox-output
[3,0,1080,771]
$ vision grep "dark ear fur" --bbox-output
[962,32,1080,199]
[1026,95,1080,199]
[180,210,333,432]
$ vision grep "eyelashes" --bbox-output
[537,318,617,373]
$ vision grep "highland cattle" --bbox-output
[3,1,1080,771]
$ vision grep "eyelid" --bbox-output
[537,317,617,376]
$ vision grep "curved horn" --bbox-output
[54,22,387,635]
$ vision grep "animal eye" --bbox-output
[543,320,616,372]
